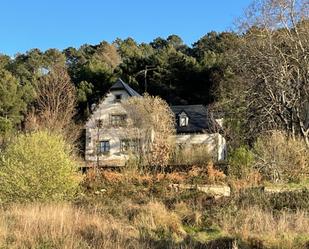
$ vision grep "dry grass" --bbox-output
[0,201,309,248]
[219,207,309,249]
[100,166,224,185]
[155,172,187,183]
[0,202,189,249]
[132,201,186,241]
[0,203,139,249]
[228,171,262,192]
[174,202,202,227]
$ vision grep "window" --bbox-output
[120,139,140,153]
[110,114,127,126]
[114,94,122,103]
[96,119,103,128]
[98,140,110,154]
[87,135,92,144]
[179,112,189,127]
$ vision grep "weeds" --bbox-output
[219,207,309,249]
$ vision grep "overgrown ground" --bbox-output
[1,164,309,249]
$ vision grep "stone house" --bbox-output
[85,78,227,167]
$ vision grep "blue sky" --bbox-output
[1,0,251,56]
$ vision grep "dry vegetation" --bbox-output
[1,123,308,249]
[219,207,309,249]
[0,147,309,249]
[1,197,309,248]
[122,94,175,169]
[0,203,140,249]
[26,66,80,143]
[0,201,208,249]
[253,131,309,183]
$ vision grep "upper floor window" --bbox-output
[110,114,127,126]
[179,112,189,127]
[114,94,122,103]
[98,140,110,154]
[95,119,103,128]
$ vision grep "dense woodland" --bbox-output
[0,31,237,125]
[1,1,308,152]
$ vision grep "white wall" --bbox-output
[85,90,135,166]
[172,133,227,161]
[217,134,227,161]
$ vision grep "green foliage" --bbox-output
[0,131,81,203]
[0,54,10,69]
[228,146,254,179]
[235,187,309,212]
[166,35,185,50]
[0,69,30,134]
[77,80,94,103]
[0,117,13,137]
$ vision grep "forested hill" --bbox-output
[0,32,239,121]
[1,12,308,148]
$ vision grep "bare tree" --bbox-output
[235,0,309,145]
[122,94,175,169]
[26,66,79,143]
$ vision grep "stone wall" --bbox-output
[169,183,230,197]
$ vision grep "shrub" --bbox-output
[0,117,13,138]
[234,188,309,212]
[133,201,186,241]
[123,94,175,170]
[0,131,81,203]
[206,162,226,184]
[228,146,254,179]
[174,202,202,227]
[253,131,309,183]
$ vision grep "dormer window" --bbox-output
[114,94,122,103]
[179,112,189,127]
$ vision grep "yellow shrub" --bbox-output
[0,131,81,203]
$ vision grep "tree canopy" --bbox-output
[0,0,308,150]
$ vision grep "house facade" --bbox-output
[85,79,141,167]
[171,105,227,161]
[85,78,227,167]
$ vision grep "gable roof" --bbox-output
[110,78,141,97]
[170,105,221,134]
[85,78,140,127]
